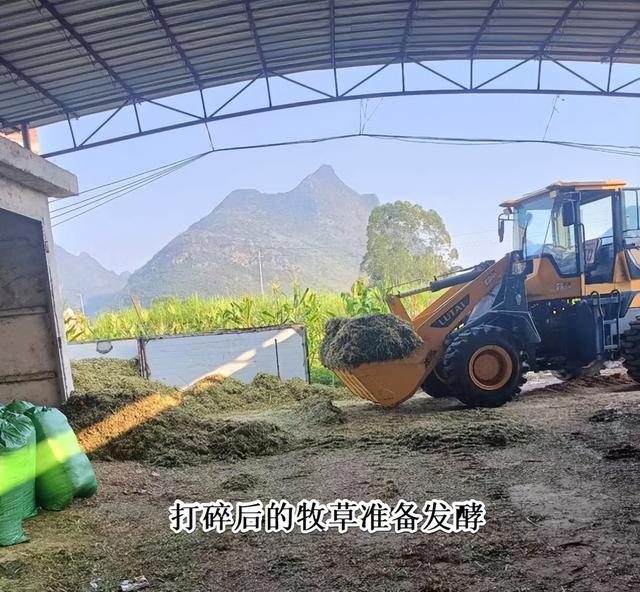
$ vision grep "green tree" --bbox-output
[361,201,458,285]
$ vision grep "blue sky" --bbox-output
[44,60,640,274]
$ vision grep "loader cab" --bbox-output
[502,181,630,291]
[620,187,640,279]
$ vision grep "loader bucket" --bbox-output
[332,343,431,408]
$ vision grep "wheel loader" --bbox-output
[329,180,640,408]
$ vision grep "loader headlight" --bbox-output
[511,260,527,275]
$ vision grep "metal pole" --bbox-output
[274,338,281,378]
[21,122,31,150]
[258,249,265,295]
[77,293,85,316]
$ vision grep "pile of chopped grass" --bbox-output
[319,317,347,366]
[398,419,535,452]
[64,359,175,433]
[320,313,423,370]
[221,472,261,492]
[70,358,168,394]
[181,372,351,415]
[293,395,345,427]
[64,360,351,466]
[101,410,290,467]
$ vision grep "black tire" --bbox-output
[422,366,451,398]
[443,325,525,408]
[621,319,640,383]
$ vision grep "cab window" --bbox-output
[516,195,577,276]
[580,194,614,284]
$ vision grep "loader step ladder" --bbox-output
[590,290,622,352]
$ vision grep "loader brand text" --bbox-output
[431,295,470,328]
[169,498,486,534]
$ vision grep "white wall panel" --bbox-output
[144,326,308,387]
[67,338,139,361]
[67,325,308,387]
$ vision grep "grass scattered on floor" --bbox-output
[221,472,261,492]
[64,359,351,467]
[1,510,111,592]
[292,395,345,427]
[398,415,536,452]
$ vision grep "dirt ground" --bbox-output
[3,370,640,592]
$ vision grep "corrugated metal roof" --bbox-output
[1,0,640,131]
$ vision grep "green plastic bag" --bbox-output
[0,411,37,546]
[5,400,36,415]
[27,407,98,511]
[0,409,37,520]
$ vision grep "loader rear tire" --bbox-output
[621,319,640,383]
[444,325,525,408]
[422,367,450,398]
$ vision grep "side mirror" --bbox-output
[562,201,576,227]
[498,218,505,242]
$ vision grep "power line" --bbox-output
[51,165,182,221]
[50,131,640,228]
[50,152,210,213]
[51,156,206,219]
[542,95,564,141]
[52,153,209,227]
[49,152,210,202]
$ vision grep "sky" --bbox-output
[43,59,640,275]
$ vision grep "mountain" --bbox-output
[123,165,379,301]
[54,245,130,315]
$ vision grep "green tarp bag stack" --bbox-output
[27,407,98,511]
[0,411,37,546]
[6,399,36,415]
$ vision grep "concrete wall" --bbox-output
[0,136,77,406]
[0,129,40,155]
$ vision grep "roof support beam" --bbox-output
[42,83,640,159]
[408,56,468,90]
[268,70,334,99]
[144,0,201,87]
[242,0,272,106]
[399,0,418,91]
[35,0,137,98]
[329,0,338,95]
[470,0,502,56]
[538,0,582,55]
[473,56,533,90]
[0,55,68,114]
[400,0,418,58]
[608,19,640,57]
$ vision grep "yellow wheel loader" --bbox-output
[330,181,640,408]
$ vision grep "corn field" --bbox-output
[67,281,436,370]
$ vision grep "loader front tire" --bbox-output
[621,319,640,383]
[422,367,450,398]
[444,325,524,408]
